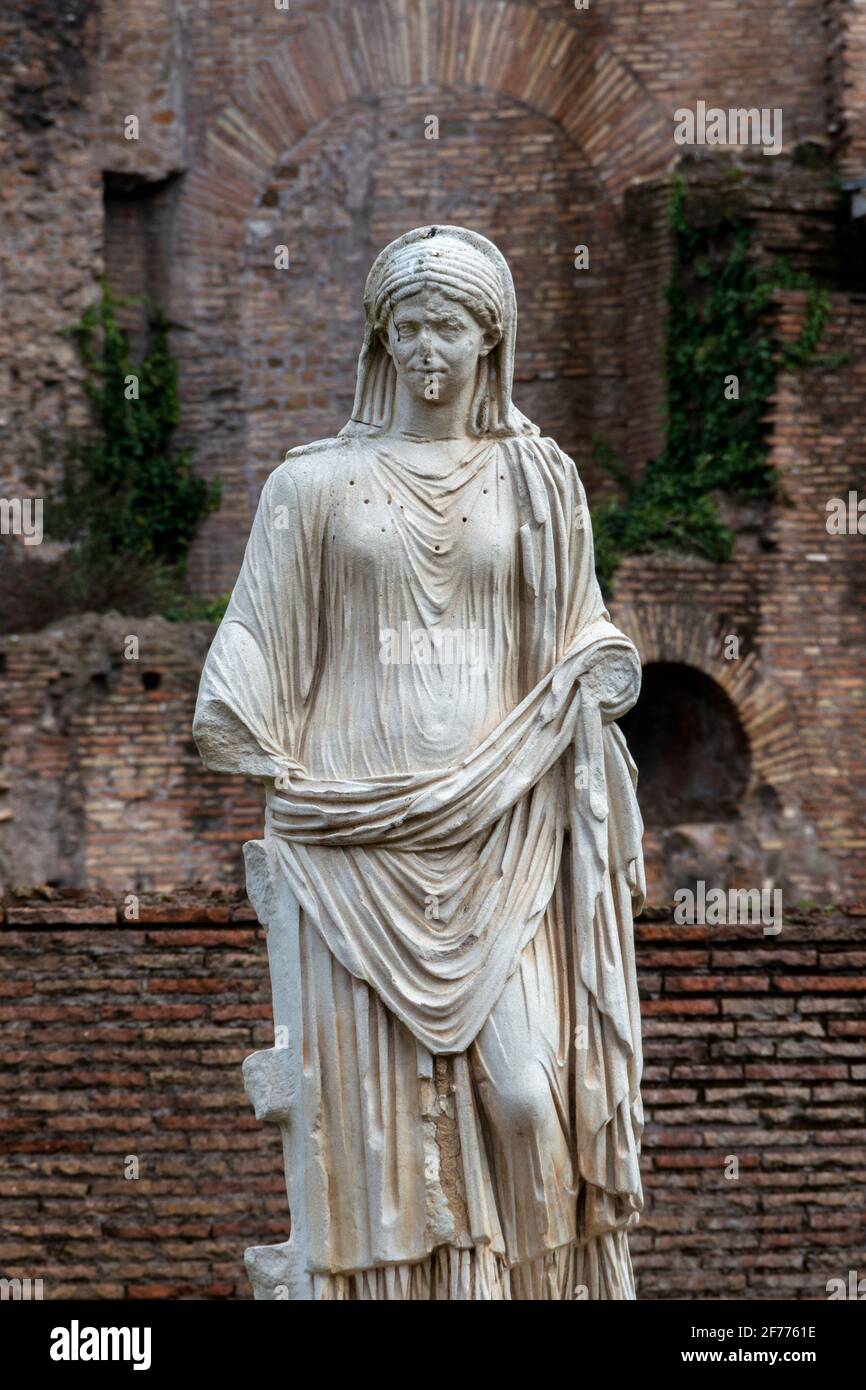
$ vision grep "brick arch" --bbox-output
[184,0,671,240]
[178,0,671,592]
[610,600,806,795]
[237,90,625,502]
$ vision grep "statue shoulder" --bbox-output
[510,433,586,497]
[263,436,351,505]
[538,434,580,471]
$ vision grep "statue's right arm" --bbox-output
[192,457,324,781]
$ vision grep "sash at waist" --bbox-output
[267,620,637,851]
[259,620,643,1057]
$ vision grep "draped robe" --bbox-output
[193,428,645,1299]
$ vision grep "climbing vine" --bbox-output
[593,175,842,592]
[38,283,221,614]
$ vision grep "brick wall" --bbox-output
[1,894,863,1300]
[608,157,866,906]
[0,615,261,894]
[826,0,866,184]
[758,287,866,905]
[0,0,101,498]
[635,905,866,1299]
[2,0,852,588]
[0,894,281,1300]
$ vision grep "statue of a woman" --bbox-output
[194,226,645,1301]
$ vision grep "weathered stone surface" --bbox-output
[242,1048,295,1124]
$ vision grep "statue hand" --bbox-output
[577,649,640,722]
[271,758,305,791]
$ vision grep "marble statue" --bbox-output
[193,226,646,1300]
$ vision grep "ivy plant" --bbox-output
[593,176,842,592]
[40,283,220,608]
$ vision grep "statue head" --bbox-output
[342,226,538,439]
[378,284,499,417]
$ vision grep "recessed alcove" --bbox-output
[619,660,751,829]
[102,172,182,352]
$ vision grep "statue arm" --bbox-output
[193,461,323,780]
[553,442,641,721]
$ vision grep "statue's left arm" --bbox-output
[548,441,641,722]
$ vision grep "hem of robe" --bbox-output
[308,1233,635,1300]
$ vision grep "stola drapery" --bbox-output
[194,226,645,1300]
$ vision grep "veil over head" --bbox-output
[340,225,539,439]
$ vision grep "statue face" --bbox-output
[380,287,498,408]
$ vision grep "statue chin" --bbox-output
[194,225,645,1301]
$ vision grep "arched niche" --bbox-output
[619,661,751,829]
[239,91,624,495]
[608,599,828,898]
[172,0,670,591]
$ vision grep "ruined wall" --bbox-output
[1,896,863,1299]
[0,0,856,521]
[162,0,674,594]
[0,0,102,497]
[1,0,847,588]
[759,290,866,906]
[237,90,625,503]
[826,0,866,185]
[0,616,261,894]
[608,159,866,905]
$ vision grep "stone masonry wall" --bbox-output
[608,159,866,905]
[0,895,863,1300]
[0,615,261,894]
[0,0,102,498]
[1,0,849,589]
